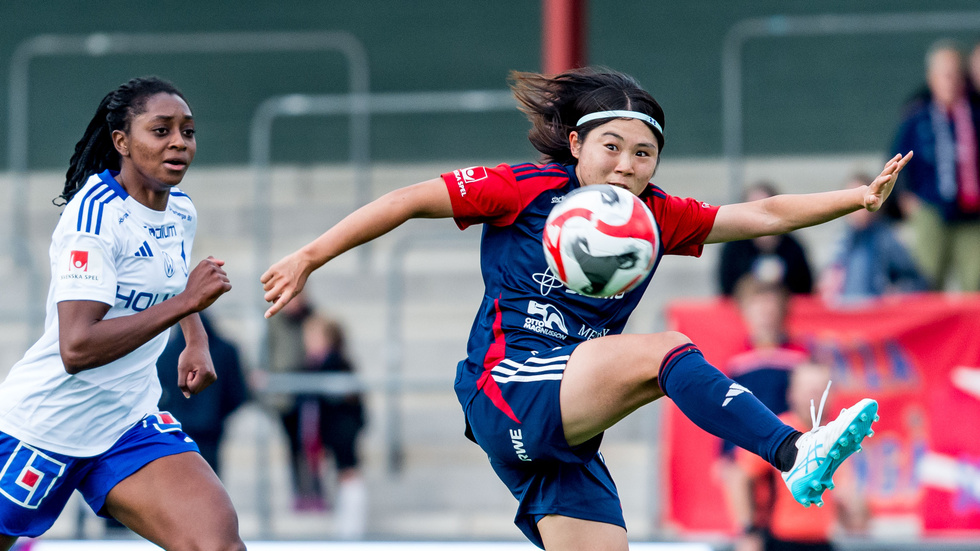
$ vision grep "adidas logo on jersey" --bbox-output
[135,241,154,257]
[722,382,753,407]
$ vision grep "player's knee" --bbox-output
[167,522,244,551]
[650,331,693,358]
[629,332,692,382]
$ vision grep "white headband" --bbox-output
[576,110,663,137]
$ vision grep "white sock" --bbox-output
[335,476,367,540]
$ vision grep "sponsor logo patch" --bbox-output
[59,248,103,283]
[0,443,66,509]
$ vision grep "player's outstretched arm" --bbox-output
[704,151,912,244]
[262,178,453,318]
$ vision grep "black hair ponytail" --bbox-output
[509,67,665,165]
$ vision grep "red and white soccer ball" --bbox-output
[542,184,659,298]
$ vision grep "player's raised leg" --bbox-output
[561,331,795,465]
[0,535,17,551]
[560,331,877,507]
[103,452,245,551]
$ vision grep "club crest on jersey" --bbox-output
[163,251,175,278]
[59,248,103,283]
[0,443,66,509]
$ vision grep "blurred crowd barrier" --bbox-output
[665,293,980,539]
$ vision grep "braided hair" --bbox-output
[509,67,665,165]
[56,76,189,206]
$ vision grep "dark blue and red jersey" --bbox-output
[441,162,720,407]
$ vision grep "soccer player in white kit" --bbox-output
[0,77,244,551]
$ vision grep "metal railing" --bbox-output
[6,30,369,336]
[721,10,980,202]
[247,90,514,536]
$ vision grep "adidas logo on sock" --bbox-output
[722,383,753,407]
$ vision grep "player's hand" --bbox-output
[183,257,232,312]
[261,251,311,318]
[864,151,912,212]
[177,342,217,397]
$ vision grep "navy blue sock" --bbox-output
[658,343,797,468]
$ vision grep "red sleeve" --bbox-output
[643,185,719,257]
[441,164,524,230]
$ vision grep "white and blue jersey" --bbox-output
[0,170,196,457]
[440,162,718,547]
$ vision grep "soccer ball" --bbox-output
[542,184,659,297]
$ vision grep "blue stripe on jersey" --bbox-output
[515,171,568,182]
[75,184,112,234]
[75,184,104,232]
[511,162,564,174]
[96,170,129,199]
[512,163,571,182]
[170,190,189,198]
[84,186,114,234]
[74,170,128,235]
[648,185,668,199]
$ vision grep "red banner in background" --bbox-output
[662,293,980,536]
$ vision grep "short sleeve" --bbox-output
[51,229,119,306]
[441,164,525,229]
[644,186,719,256]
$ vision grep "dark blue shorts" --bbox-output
[0,412,199,537]
[457,345,625,548]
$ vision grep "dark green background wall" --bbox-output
[1,1,979,169]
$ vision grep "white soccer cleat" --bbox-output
[781,383,878,508]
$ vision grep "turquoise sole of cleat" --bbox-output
[792,399,878,508]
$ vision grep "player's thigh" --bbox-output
[561,331,689,446]
[536,514,628,551]
[0,535,17,551]
[104,451,244,551]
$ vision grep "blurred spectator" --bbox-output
[725,274,808,441]
[718,181,814,296]
[891,39,980,292]
[261,292,367,538]
[302,313,367,539]
[715,273,807,485]
[724,363,869,551]
[968,41,980,99]
[261,291,314,507]
[714,273,808,543]
[156,312,249,476]
[819,173,929,304]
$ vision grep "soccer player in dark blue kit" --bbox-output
[262,68,910,550]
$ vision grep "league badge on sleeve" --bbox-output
[58,248,103,283]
